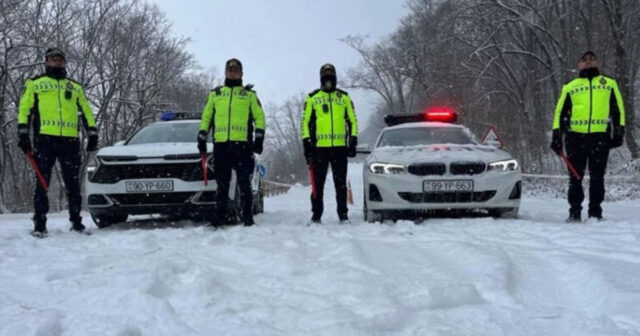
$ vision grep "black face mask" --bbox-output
[321,74,336,92]
[225,78,243,87]
[579,67,600,79]
[45,66,67,80]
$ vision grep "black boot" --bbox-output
[243,217,255,227]
[31,215,48,238]
[307,215,322,226]
[208,209,226,228]
[71,220,86,232]
[588,208,603,221]
[566,211,581,223]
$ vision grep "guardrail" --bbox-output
[263,180,294,197]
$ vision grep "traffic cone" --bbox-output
[347,179,354,205]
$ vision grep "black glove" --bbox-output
[347,136,358,158]
[610,126,625,149]
[197,130,208,154]
[550,129,563,154]
[303,138,315,164]
[18,124,31,153]
[86,127,99,152]
[253,129,264,154]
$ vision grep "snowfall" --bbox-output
[1,163,640,336]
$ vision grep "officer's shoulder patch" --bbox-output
[244,84,255,91]
[336,88,349,96]
[600,75,615,82]
[66,78,82,86]
[211,86,222,95]
[308,89,321,97]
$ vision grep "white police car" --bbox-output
[362,108,521,222]
[85,113,264,228]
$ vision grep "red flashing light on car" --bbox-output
[424,107,457,123]
[384,107,458,126]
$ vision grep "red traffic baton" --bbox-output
[308,161,316,199]
[201,153,208,186]
[26,152,48,191]
[557,150,580,180]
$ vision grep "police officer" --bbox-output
[17,47,99,237]
[551,51,625,222]
[198,58,265,227]
[301,63,358,224]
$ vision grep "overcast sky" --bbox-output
[150,0,409,128]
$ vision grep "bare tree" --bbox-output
[0,0,205,212]
[346,0,640,175]
[262,94,309,184]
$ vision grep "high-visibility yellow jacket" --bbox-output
[301,88,358,147]
[18,75,95,137]
[553,74,625,133]
[200,85,265,142]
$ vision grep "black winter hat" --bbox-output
[45,47,66,60]
[320,63,336,76]
[225,58,242,70]
[580,51,597,60]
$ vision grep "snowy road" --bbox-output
[1,165,640,335]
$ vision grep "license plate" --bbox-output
[423,180,473,192]
[125,180,174,193]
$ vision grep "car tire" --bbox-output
[253,190,264,214]
[228,185,242,224]
[363,197,381,223]
[91,213,128,229]
[489,207,519,219]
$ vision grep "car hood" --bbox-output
[368,144,513,165]
[97,142,211,158]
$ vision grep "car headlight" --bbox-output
[488,159,519,172]
[87,156,100,180]
[369,163,405,174]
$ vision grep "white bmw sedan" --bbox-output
[363,116,521,222]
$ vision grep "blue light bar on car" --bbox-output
[159,111,202,121]
[161,111,176,121]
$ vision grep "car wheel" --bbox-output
[91,213,128,229]
[253,190,264,214]
[363,197,381,223]
[228,185,242,224]
[489,207,519,219]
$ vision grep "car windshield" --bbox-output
[127,122,211,145]
[377,127,476,147]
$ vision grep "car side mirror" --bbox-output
[356,144,371,154]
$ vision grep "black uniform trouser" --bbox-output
[310,147,348,221]
[565,132,610,218]
[33,135,82,226]
[213,142,254,224]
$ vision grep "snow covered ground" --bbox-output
[1,163,640,335]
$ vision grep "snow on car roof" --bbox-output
[149,119,201,126]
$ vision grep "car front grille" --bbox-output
[407,162,486,176]
[91,162,212,184]
[408,163,446,176]
[109,192,195,205]
[449,162,486,175]
[398,191,496,203]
